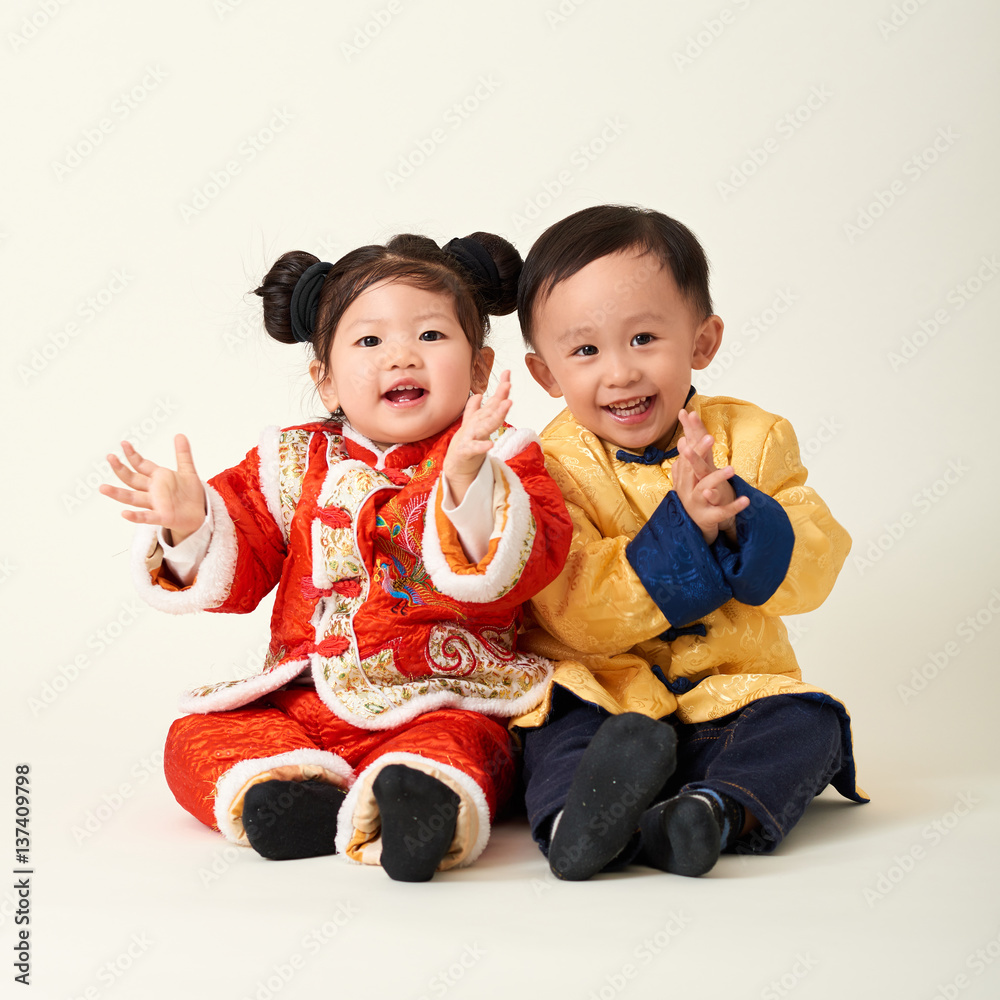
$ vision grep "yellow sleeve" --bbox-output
[528,459,670,655]
[752,417,852,617]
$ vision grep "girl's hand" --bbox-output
[442,370,513,505]
[99,434,207,545]
[672,409,749,545]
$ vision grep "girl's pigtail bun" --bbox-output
[254,250,320,345]
[444,232,522,316]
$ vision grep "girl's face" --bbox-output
[310,280,491,449]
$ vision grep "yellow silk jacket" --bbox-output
[514,393,864,799]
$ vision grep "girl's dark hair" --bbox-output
[254,232,521,386]
[517,205,714,348]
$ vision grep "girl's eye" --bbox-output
[631,333,653,347]
[420,330,443,342]
[572,344,598,357]
[359,335,381,348]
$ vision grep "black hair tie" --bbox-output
[443,237,501,299]
[289,261,333,343]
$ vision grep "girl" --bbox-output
[102,232,571,881]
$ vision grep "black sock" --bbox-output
[242,779,345,860]
[549,713,677,881]
[372,765,460,883]
[639,789,745,877]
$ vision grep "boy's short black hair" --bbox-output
[517,204,714,348]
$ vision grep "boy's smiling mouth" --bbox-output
[604,395,654,420]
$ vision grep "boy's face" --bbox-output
[525,251,723,451]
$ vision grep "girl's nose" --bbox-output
[379,340,419,370]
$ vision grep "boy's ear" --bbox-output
[525,352,563,398]
[309,358,340,413]
[471,346,495,395]
[691,314,724,370]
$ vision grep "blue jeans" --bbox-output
[520,686,861,858]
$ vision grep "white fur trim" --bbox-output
[214,748,355,843]
[310,653,554,730]
[334,751,491,867]
[130,484,238,614]
[256,425,285,541]
[421,459,535,603]
[488,426,540,464]
[178,658,311,714]
[340,423,407,471]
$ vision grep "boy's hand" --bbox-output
[99,434,207,545]
[672,409,749,545]
[442,370,513,505]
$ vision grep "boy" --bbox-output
[513,205,866,880]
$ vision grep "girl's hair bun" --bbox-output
[443,232,521,316]
[254,250,320,345]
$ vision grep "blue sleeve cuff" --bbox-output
[626,491,733,627]
[711,475,794,606]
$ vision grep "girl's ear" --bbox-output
[691,314,724,370]
[471,346,495,395]
[309,358,340,413]
[525,352,563,398]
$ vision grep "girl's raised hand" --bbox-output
[442,370,514,505]
[100,434,207,545]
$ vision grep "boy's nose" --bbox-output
[605,355,641,387]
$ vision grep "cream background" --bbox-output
[4,1,999,997]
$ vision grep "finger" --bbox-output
[99,484,152,509]
[121,440,159,477]
[174,434,199,476]
[677,437,715,479]
[106,453,148,489]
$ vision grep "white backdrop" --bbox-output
[5,1,1000,997]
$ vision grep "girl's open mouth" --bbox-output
[383,385,426,405]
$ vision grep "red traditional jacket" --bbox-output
[132,419,572,730]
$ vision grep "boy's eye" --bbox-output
[359,335,381,348]
[572,344,598,357]
[420,330,444,341]
[631,333,653,346]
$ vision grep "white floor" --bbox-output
[21,770,1000,999]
